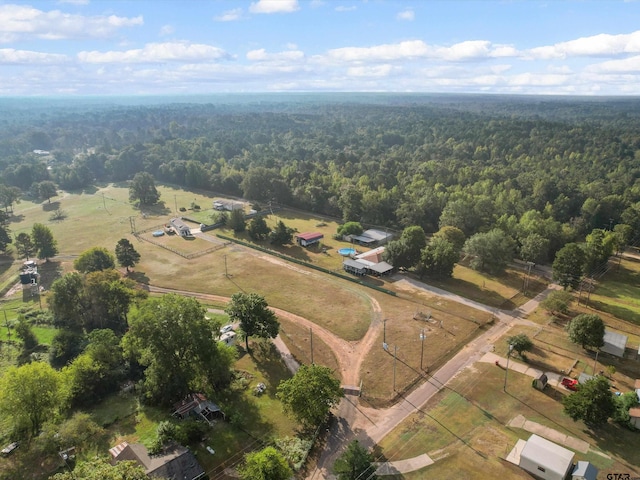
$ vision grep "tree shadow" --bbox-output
[128,271,150,284]
[139,201,171,217]
[42,201,60,212]
[7,213,24,223]
[250,340,291,396]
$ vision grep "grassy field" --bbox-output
[378,362,639,479]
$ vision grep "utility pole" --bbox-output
[393,345,398,391]
[503,344,514,392]
[593,349,600,375]
[310,327,314,364]
[383,319,386,344]
[174,194,178,213]
[420,329,426,371]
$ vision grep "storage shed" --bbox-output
[343,259,367,276]
[295,232,324,247]
[571,461,598,480]
[518,434,574,480]
[602,329,628,358]
[532,373,548,391]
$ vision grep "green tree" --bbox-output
[417,237,458,279]
[115,238,141,272]
[228,208,246,233]
[612,391,640,430]
[432,225,466,252]
[567,314,605,350]
[36,180,57,203]
[399,226,427,265]
[49,272,86,330]
[0,184,21,213]
[612,223,633,253]
[74,246,116,273]
[239,446,293,480]
[463,229,515,274]
[518,233,550,264]
[552,243,585,289]
[269,220,295,245]
[15,232,34,260]
[562,375,616,427]
[382,238,413,269]
[124,294,235,405]
[0,211,12,253]
[539,290,574,315]
[583,229,614,275]
[0,362,65,437]
[333,440,377,480]
[50,458,147,480]
[225,292,279,352]
[32,222,58,261]
[507,333,533,359]
[277,364,344,428]
[247,215,270,241]
[129,172,160,206]
[15,317,38,351]
[49,330,86,368]
[337,221,363,237]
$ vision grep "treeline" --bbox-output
[2,95,640,260]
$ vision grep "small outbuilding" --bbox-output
[602,329,628,358]
[295,232,324,247]
[629,407,640,429]
[578,373,594,384]
[219,331,236,347]
[532,373,548,391]
[518,434,574,480]
[347,229,393,246]
[173,393,225,425]
[571,461,598,480]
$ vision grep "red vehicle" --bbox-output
[561,377,578,391]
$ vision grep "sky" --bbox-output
[3,0,640,96]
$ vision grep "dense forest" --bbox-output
[1,94,640,264]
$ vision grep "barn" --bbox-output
[295,232,324,247]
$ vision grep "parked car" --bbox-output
[1,442,19,455]
[561,377,578,391]
[220,324,234,334]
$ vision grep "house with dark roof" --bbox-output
[295,232,324,247]
[173,393,225,426]
[109,441,205,480]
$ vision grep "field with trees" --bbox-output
[0,94,638,479]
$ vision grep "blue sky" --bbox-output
[3,0,640,96]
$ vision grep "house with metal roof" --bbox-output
[170,217,193,238]
[571,460,598,480]
[347,229,393,246]
[602,329,628,358]
[295,232,324,247]
[518,434,574,480]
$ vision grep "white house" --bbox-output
[518,434,574,480]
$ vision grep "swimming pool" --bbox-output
[338,248,356,256]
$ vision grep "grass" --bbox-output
[278,315,340,373]
[378,362,640,479]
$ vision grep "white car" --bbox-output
[220,324,234,334]
[206,446,215,455]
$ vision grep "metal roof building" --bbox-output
[518,434,574,480]
[601,329,628,358]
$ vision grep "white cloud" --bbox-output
[526,30,640,59]
[347,64,394,77]
[249,0,299,14]
[78,42,231,64]
[587,55,640,73]
[247,48,305,63]
[57,0,89,4]
[214,8,243,22]
[0,48,69,64]
[159,24,174,36]
[396,9,414,21]
[0,4,142,42]
[335,6,357,12]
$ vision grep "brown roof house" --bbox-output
[173,393,225,426]
[109,441,205,480]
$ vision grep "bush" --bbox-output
[179,207,186,212]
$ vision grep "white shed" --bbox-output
[601,329,628,358]
[219,331,236,347]
[519,434,574,480]
[571,461,598,480]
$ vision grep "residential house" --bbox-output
[173,393,225,425]
[109,441,205,480]
[169,218,193,238]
